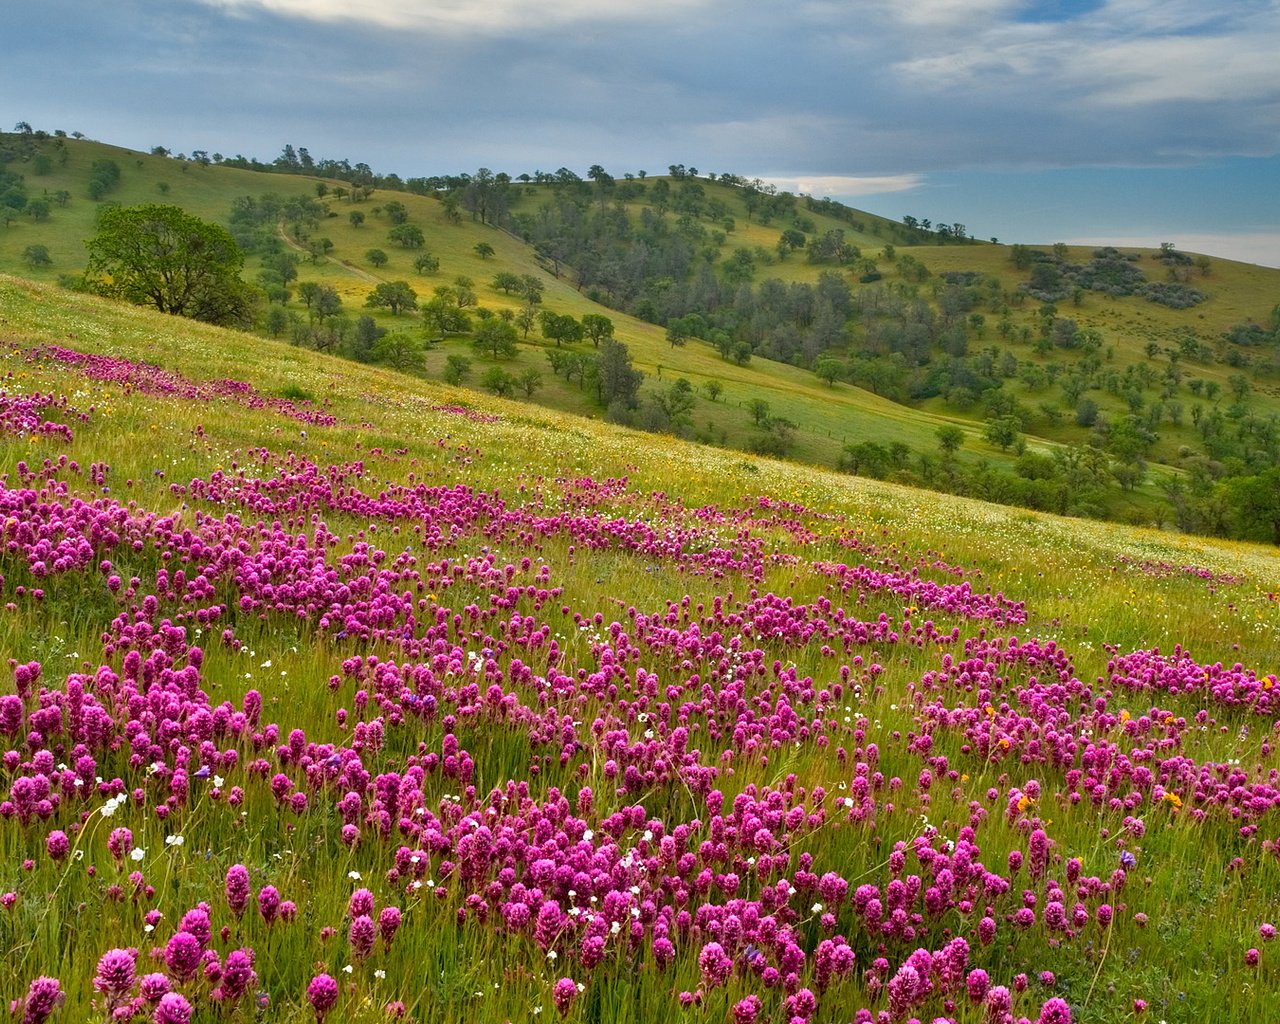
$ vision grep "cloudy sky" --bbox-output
[7,0,1279,265]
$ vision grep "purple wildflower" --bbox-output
[307,974,340,1021]
[1037,996,1072,1024]
[258,885,281,925]
[349,915,376,961]
[45,831,69,862]
[92,949,136,998]
[163,932,202,981]
[153,992,192,1024]
[552,978,578,1016]
[733,995,762,1024]
[19,976,64,1024]
[138,974,170,1003]
[698,941,732,989]
[378,906,401,948]
[225,865,251,917]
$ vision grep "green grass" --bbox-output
[0,277,1279,1022]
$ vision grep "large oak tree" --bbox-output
[84,204,254,327]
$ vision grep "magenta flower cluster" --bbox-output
[3,383,1272,1023]
[33,346,337,426]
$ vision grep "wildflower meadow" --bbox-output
[1,276,1278,1024]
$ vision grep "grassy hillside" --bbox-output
[0,276,1278,1024]
[3,133,1279,538]
[0,139,1009,468]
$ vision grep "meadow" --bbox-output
[0,274,1279,1024]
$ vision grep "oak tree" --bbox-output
[83,204,253,326]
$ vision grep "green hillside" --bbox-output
[3,131,1278,542]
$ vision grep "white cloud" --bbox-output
[199,0,707,33]
[1070,34,1280,105]
[885,0,1280,112]
[874,0,1021,30]
[1065,231,1280,269]
[760,173,925,197]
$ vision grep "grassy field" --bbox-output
[3,135,1280,525]
[0,275,1277,1024]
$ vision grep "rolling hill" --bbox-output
[2,130,1278,542]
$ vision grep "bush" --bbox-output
[1140,282,1207,309]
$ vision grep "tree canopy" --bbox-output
[83,204,253,326]
[365,281,418,315]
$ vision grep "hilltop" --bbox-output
[2,129,1278,543]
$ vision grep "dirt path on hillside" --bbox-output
[276,222,381,284]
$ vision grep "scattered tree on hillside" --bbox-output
[581,313,614,348]
[264,305,290,338]
[442,282,476,310]
[365,281,418,315]
[443,354,472,385]
[87,159,121,200]
[1225,468,1280,545]
[539,310,583,347]
[665,318,690,348]
[371,332,424,371]
[936,425,965,458]
[815,356,843,386]
[472,318,519,359]
[776,229,806,260]
[349,314,385,362]
[388,224,424,248]
[492,271,521,294]
[515,303,538,338]
[22,244,52,268]
[481,367,516,396]
[519,275,545,304]
[597,338,643,412]
[420,297,471,339]
[303,284,342,321]
[984,416,1023,452]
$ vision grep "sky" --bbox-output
[6,0,1280,266]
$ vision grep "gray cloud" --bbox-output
[4,0,1278,261]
